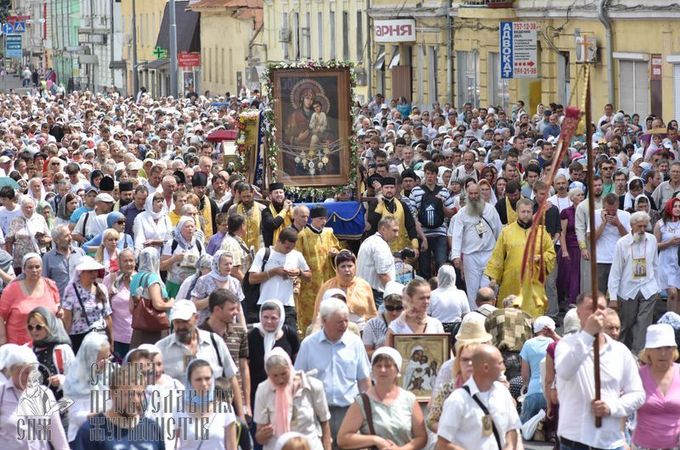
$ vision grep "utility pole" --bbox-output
[131,0,138,94]
[168,0,177,97]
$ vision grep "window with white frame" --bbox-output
[488,52,509,110]
[619,59,649,116]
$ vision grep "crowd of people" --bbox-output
[0,86,676,450]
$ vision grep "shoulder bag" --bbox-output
[359,393,379,450]
[131,273,170,332]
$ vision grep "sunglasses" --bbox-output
[27,324,45,331]
[116,220,126,225]
[385,305,404,312]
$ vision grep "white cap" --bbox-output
[322,288,347,302]
[563,307,581,334]
[170,299,197,322]
[645,324,677,349]
[438,125,449,135]
[383,281,404,298]
[533,316,556,333]
[371,346,403,372]
[95,193,114,203]
[127,161,142,171]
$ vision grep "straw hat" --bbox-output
[455,318,493,345]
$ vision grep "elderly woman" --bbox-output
[192,250,244,324]
[130,247,174,347]
[630,194,660,231]
[0,346,69,449]
[337,347,427,450]
[254,347,331,450]
[655,197,680,314]
[558,187,585,306]
[63,331,111,444]
[6,196,51,271]
[27,306,75,399]
[363,282,404,358]
[102,248,135,359]
[132,191,173,251]
[427,265,469,332]
[0,253,60,345]
[386,279,444,346]
[248,299,299,408]
[177,253,212,301]
[632,324,680,450]
[173,359,237,450]
[161,216,205,298]
[313,250,376,332]
[61,256,112,354]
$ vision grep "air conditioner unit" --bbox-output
[278,28,290,43]
[575,36,597,63]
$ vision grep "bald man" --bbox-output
[291,204,310,233]
[437,344,521,450]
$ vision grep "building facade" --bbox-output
[77,0,123,92]
[261,0,370,101]
[189,0,263,96]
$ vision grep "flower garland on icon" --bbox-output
[234,109,262,174]
[261,60,360,200]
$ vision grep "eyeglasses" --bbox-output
[27,324,44,331]
[116,220,126,225]
[385,305,404,312]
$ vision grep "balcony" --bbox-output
[460,0,514,7]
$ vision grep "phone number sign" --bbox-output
[500,21,538,79]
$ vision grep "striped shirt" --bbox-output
[410,184,455,236]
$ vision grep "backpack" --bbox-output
[418,185,445,229]
[241,247,271,324]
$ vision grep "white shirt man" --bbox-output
[448,184,502,309]
[575,179,603,292]
[608,211,659,352]
[587,194,631,291]
[356,217,397,299]
[437,345,521,450]
[555,293,644,449]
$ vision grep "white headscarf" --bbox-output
[63,331,110,397]
[173,216,198,250]
[273,432,306,450]
[255,299,285,356]
[144,192,168,221]
[209,250,231,282]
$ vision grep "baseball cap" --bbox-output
[169,299,197,322]
[95,193,114,203]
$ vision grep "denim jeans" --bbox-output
[419,234,448,280]
[520,392,547,423]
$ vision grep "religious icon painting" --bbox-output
[269,67,352,187]
[393,333,451,401]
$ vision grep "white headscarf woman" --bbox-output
[63,331,111,443]
[255,299,286,355]
[173,216,200,250]
[132,191,172,250]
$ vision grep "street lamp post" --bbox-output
[168,0,177,97]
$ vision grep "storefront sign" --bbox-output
[374,19,416,43]
[178,51,201,68]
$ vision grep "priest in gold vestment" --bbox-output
[295,205,341,331]
[485,198,556,317]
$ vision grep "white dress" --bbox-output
[174,402,236,450]
[657,220,680,289]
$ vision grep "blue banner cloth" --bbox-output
[299,201,364,240]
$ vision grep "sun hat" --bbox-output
[645,324,677,349]
[75,256,105,272]
[455,319,493,344]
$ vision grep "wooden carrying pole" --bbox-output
[584,67,602,428]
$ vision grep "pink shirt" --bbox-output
[0,279,60,345]
[633,363,680,449]
[103,273,133,344]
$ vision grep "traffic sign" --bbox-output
[1,23,14,34]
[5,34,22,59]
[13,22,26,33]
[499,21,538,79]
[178,51,200,68]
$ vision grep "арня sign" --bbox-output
[374,19,416,43]
[499,21,538,79]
